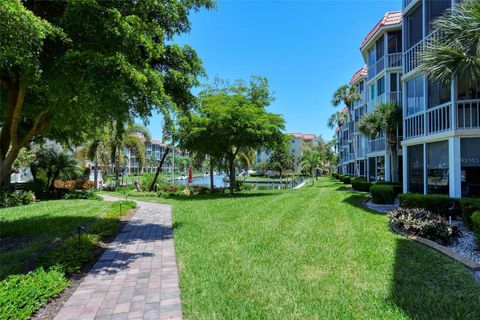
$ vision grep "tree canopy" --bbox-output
[178,76,285,194]
[0,0,214,188]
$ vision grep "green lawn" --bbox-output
[117,177,480,319]
[0,199,136,319]
[0,200,111,278]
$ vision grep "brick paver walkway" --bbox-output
[54,196,182,320]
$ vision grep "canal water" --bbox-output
[175,174,303,190]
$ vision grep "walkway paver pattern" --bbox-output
[54,196,182,320]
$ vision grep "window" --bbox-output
[457,78,480,101]
[368,48,376,68]
[427,141,449,194]
[428,80,451,108]
[390,73,398,92]
[427,0,451,33]
[407,6,423,49]
[388,31,402,54]
[461,138,480,196]
[377,77,385,96]
[370,84,375,100]
[406,76,424,115]
[408,144,424,193]
[376,36,385,61]
[359,81,364,93]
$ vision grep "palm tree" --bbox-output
[357,101,402,182]
[300,150,324,184]
[327,111,348,130]
[420,0,480,84]
[111,123,151,180]
[331,85,360,176]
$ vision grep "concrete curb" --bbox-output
[391,226,480,271]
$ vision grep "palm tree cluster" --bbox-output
[420,0,480,85]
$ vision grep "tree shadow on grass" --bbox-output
[341,194,384,216]
[391,238,480,319]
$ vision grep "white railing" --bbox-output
[356,148,366,158]
[403,0,413,8]
[426,102,451,134]
[404,30,441,74]
[405,113,424,139]
[368,138,386,153]
[368,56,385,79]
[387,53,402,68]
[368,93,387,110]
[457,99,480,129]
[389,91,402,106]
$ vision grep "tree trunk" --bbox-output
[390,144,399,183]
[228,154,235,196]
[149,147,170,192]
[94,155,99,189]
[348,108,360,177]
[209,161,214,192]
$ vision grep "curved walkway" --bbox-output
[54,196,182,320]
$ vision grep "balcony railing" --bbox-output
[387,53,402,68]
[426,102,451,135]
[389,91,402,106]
[368,93,386,110]
[356,148,366,159]
[368,138,386,153]
[405,113,424,139]
[404,30,441,74]
[354,93,366,108]
[403,0,413,8]
[457,99,480,129]
[368,53,402,79]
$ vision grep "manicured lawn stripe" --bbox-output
[120,177,480,319]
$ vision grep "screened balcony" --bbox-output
[368,137,386,153]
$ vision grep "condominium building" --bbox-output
[337,11,403,183]
[336,1,480,197]
[124,140,188,175]
[256,133,317,171]
[401,0,479,197]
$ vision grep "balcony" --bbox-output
[426,102,451,135]
[457,99,480,129]
[404,30,441,74]
[403,0,413,9]
[354,93,366,108]
[368,53,403,79]
[405,113,425,139]
[356,148,366,159]
[368,138,386,153]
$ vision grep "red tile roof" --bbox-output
[360,11,402,50]
[350,66,368,84]
[288,133,317,140]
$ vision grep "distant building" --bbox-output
[256,133,317,172]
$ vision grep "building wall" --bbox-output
[401,0,480,197]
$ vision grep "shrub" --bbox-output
[63,189,102,201]
[389,207,460,245]
[398,194,461,217]
[161,185,179,193]
[370,185,395,204]
[191,185,210,194]
[472,211,480,242]
[372,181,402,195]
[0,190,35,208]
[460,198,480,229]
[341,176,351,184]
[351,178,371,192]
[0,266,68,320]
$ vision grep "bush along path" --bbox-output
[54,196,182,320]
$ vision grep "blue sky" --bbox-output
[145,0,400,141]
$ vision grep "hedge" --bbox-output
[371,185,395,204]
[351,178,371,192]
[398,193,461,217]
[461,198,480,229]
[372,181,402,195]
[342,176,352,184]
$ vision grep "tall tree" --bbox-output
[420,0,480,84]
[179,76,285,195]
[331,85,359,176]
[300,150,324,184]
[266,147,295,178]
[357,102,402,182]
[0,0,214,189]
[327,111,348,130]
